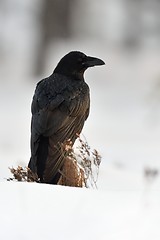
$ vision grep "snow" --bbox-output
[0,181,160,240]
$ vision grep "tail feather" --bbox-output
[36,136,49,181]
[43,138,65,183]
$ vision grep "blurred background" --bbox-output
[0,0,160,189]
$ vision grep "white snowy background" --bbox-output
[0,1,160,239]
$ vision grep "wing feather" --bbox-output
[29,73,90,183]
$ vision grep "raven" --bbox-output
[28,51,105,184]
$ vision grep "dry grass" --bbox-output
[58,137,101,188]
[58,157,85,187]
[7,166,39,182]
[76,137,101,188]
[8,137,101,188]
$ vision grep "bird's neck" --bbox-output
[72,71,85,81]
[54,69,85,81]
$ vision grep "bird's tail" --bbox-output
[43,137,65,184]
[36,136,49,181]
[28,136,49,182]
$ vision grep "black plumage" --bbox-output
[28,51,105,184]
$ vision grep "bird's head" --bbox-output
[54,51,105,80]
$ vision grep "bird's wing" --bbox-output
[31,74,89,137]
[30,74,90,182]
[31,75,69,136]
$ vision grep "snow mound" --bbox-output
[0,182,160,240]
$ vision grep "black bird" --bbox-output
[28,51,105,184]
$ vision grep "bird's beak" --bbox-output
[84,56,105,68]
